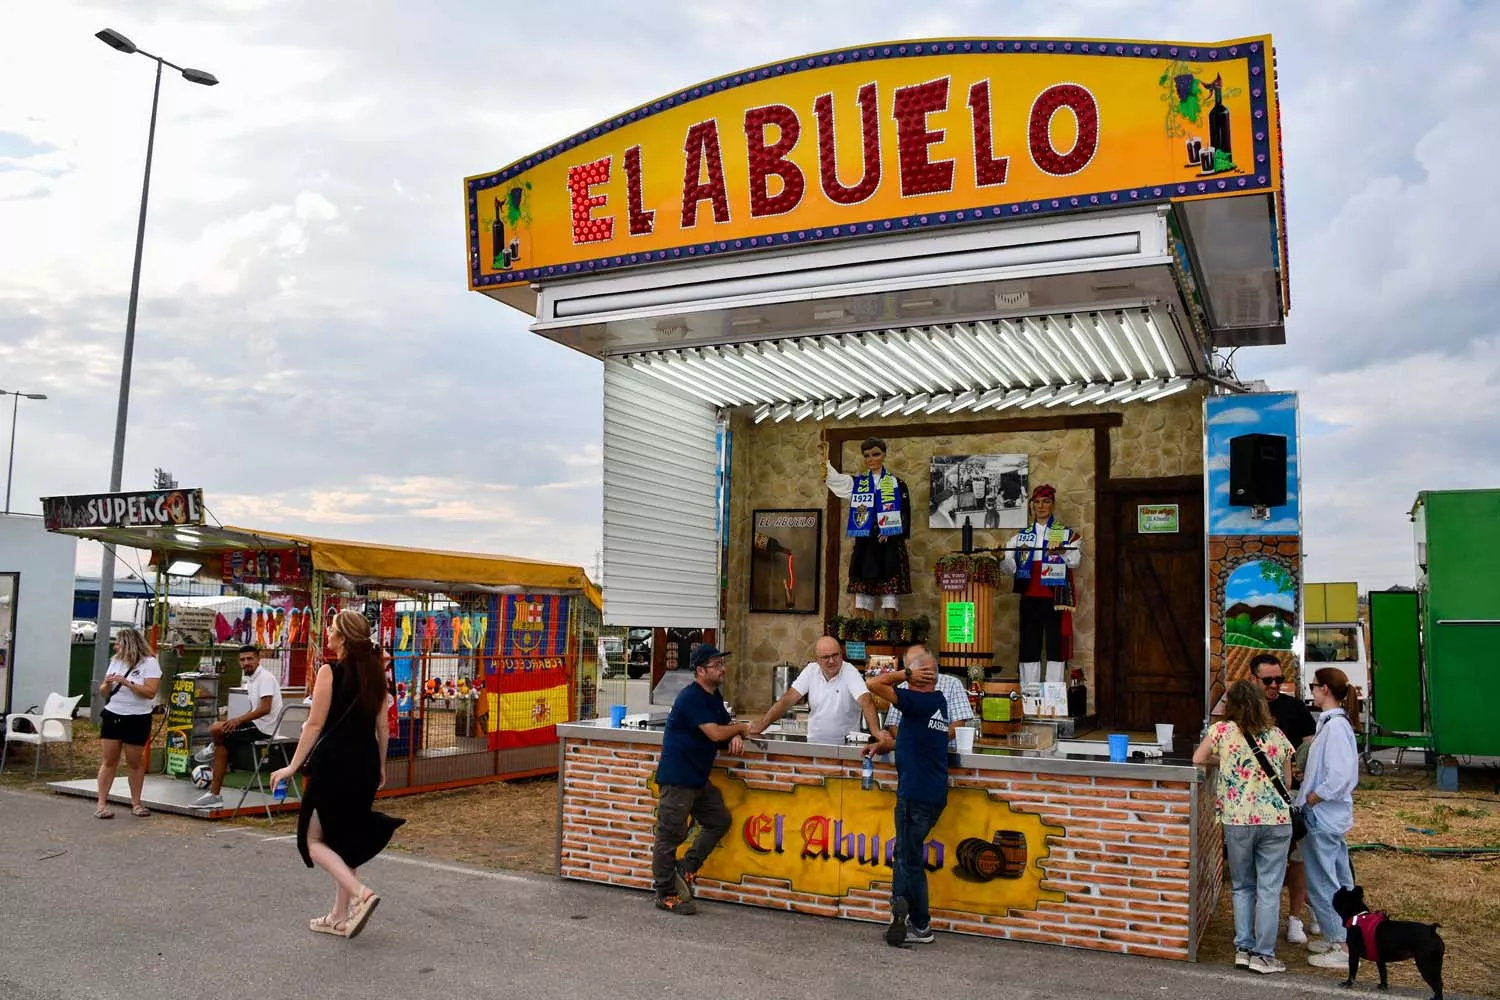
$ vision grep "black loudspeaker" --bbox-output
[1229,433,1287,507]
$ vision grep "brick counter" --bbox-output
[557,723,1221,961]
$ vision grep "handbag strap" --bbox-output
[1243,726,1294,805]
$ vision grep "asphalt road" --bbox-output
[0,788,1461,1000]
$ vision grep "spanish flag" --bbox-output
[492,657,572,750]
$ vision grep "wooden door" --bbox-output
[1107,487,1205,733]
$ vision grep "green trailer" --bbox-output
[1362,588,1430,773]
[1412,489,1500,763]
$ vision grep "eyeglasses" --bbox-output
[816,653,841,661]
[1309,681,1325,690]
[1260,676,1284,686]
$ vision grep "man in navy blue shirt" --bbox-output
[866,645,947,946]
[652,644,753,914]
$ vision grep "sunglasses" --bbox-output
[1260,675,1284,686]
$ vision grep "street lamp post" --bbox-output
[1,390,48,514]
[90,28,218,722]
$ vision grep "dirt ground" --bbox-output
[8,723,1498,995]
[1198,763,1500,997]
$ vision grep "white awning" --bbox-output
[617,306,1199,421]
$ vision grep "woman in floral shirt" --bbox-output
[1193,678,1295,974]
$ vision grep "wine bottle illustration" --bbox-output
[1205,74,1232,171]
[492,198,510,270]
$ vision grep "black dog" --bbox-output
[1331,885,1444,1000]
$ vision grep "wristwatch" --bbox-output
[903,667,912,681]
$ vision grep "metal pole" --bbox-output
[4,392,18,514]
[91,57,163,724]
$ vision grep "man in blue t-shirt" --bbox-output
[652,644,754,914]
[866,645,948,947]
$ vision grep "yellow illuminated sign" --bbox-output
[466,35,1283,293]
[669,769,1066,916]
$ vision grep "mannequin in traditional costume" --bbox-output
[997,485,1083,686]
[819,437,912,619]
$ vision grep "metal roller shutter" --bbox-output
[602,358,721,627]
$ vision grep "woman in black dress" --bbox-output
[272,610,404,939]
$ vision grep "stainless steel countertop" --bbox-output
[557,719,1201,782]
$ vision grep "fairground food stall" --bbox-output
[466,35,1301,959]
[41,490,601,804]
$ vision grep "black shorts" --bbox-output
[99,709,153,746]
[223,722,264,749]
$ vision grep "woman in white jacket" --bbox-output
[1297,666,1360,967]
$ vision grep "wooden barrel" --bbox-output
[955,831,1028,881]
[979,680,1022,736]
[939,578,995,670]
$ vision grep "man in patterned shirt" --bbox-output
[880,658,974,739]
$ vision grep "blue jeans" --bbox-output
[891,797,945,929]
[1223,823,1292,956]
[1301,811,1354,944]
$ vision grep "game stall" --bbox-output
[40,490,600,813]
[468,33,1299,957]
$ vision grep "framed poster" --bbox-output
[929,454,1030,529]
[749,509,822,614]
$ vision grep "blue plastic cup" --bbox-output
[609,704,627,727]
[1108,733,1130,762]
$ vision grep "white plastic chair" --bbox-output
[235,702,309,820]
[2,693,83,777]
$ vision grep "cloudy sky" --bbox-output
[2,0,1495,591]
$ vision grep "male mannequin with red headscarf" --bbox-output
[997,485,1083,687]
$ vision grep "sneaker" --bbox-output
[1305,938,1338,955]
[1248,955,1287,975]
[1308,948,1348,969]
[675,861,697,899]
[906,924,935,945]
[1308,913,1322,936]
[1286,917,1308,944]
[885,898,909,947]
[190,792,222,809]
[192,745,215,764]
[654,893,696,915]
[1234,950,1251,969]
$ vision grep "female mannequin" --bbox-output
[820,437,912,619]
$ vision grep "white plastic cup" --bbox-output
[1156,723,1175,751]
[955,725,976,755]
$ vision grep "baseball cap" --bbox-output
[689,645,731,669]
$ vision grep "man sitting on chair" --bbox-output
[192,644,283,809]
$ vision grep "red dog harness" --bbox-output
[1346,911,1387,960]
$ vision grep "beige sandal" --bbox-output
[342,887,380,939]
[94,807,115,819]
[309,912,347,936]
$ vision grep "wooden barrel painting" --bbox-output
[938,578,995,669]
[955,831,1028,881]
[980,680,1022,736]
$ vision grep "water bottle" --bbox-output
[272,778,288,803]
[861,754,874,791]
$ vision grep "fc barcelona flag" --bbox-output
[495,594,571,658]
[492,656,572,749]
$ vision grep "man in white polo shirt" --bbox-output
[192,644,283,809]
[749,636,881,745]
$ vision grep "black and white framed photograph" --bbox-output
[928,454,1030,529]
[749,509,821,614]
